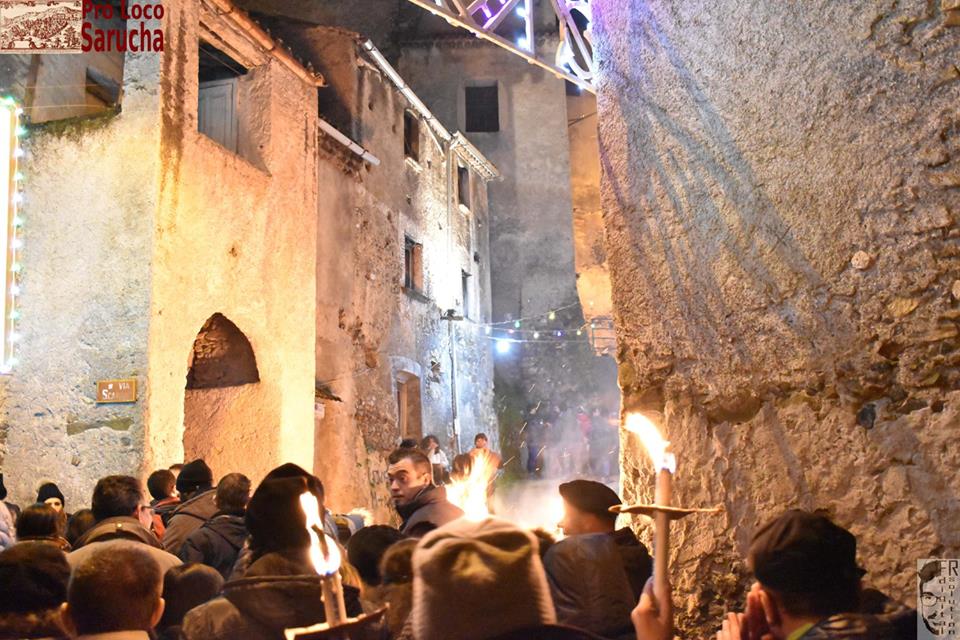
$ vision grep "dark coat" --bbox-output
[163,489,217,555]
[179,513,248,579]
[542,533,636,640]
[395,485,464,537]
[180,550,363,640]
[800,593,916,639]
[609,527,652,601]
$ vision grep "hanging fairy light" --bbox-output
[0,96,24,374]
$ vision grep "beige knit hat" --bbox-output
[411,517,556,640]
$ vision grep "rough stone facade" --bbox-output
[0,0,321,504]
[400,40,619,474]
[594,0,960,632]
[297,29,498,522]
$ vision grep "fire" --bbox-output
[447,450,500,520]
[299,492,341,576]
[624,413,676,472]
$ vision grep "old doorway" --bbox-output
[183,313,270,479]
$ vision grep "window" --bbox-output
[396,372,423,441]
[461,270,472,319]
[465,85,499,132]
[457,165,471,210]
[404,110,420,163]
[403,236,424,292]
[198,41,246,153]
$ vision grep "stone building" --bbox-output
[592,0,960,631]
[238,0,622,478]
[0,0,498,517]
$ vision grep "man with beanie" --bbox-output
[717,510,914,640]
[163,459,217,555]
[388,448,463,537]
[69,475,181,574]
[557,479,652,600]
[37,482,67,514]
[181,475,362,639]
[411,516,604,640]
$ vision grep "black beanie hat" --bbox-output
[246,476,312,555]
[176,459,214,494]
[748,510,866,594]
[558,480,621,520]
[263,463,324,502]
[0,543,71,614]
[36,482,65,506]
[0,473,7,501]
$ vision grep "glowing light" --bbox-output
[513,320,521,329]
[13,148,23,158]
[300,492,340,576]
[481,4,492,18]
[12,216,22,227]
[484,325,492,335]
[495,339,512,354]
[10,263,20,273]
[10,238,22,249]
[516,5,526,17]
[556,330,563,337]
[447,449,500,520]
[9,285,19,296]
[15,126,26,138]
[13,172,21,182]
[548,311,556,320]
[7,332,18,343]
[576,329,582,336]
[517,37,529,50]
[533,331,540,339]
[624,413,676,472]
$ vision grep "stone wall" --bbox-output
[594,0,960,632]
[306,30,497,521]
[0,36,162,508]
[400,40,620,475]
[145,0,319,483]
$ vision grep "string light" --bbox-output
[548,311,556,320]
[0,98,24,373]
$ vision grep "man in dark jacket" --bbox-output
[717,510,915,640]
[181,475,362,639]
[179,473,251,578]
[387,448,463,537]
[147,469,180,523]
[163,459,217,555]
[557,479,652,600]
[68,475,181,574]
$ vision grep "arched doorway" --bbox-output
[183,313,270,479]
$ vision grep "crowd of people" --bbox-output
[0,441,918,639]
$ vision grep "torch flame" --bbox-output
[624,413,677,473]
[447,450,500,521]
[299,492,341,576]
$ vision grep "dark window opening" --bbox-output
[404,236,424,292]
[404,110,420,162]
[457,165,471,209]
[186,313,260,389]
[465,85,499,133]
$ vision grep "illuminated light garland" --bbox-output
[0,96,24,374]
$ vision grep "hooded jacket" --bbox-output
[163,489,217,555]
[396,485,463,537]
[180,550,362,640]
[542,533,637,640]
[179,512,248,579]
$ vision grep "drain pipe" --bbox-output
[318,118,381,166]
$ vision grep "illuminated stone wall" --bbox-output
[594,0,960,632]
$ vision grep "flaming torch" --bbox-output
[301,492,346,626]
[624,413,675,605]
[617,414,722,609]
